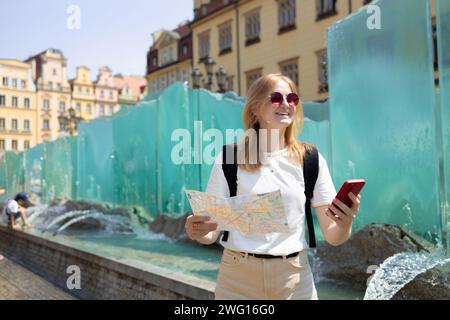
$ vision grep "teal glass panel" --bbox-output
[328,0,440,242]
[437,0,450,253]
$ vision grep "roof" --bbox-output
[113,75,147,101]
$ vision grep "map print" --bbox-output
[185,189,290,235]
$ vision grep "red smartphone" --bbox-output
[335,179,366,207]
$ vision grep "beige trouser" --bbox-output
[215,248,318,300]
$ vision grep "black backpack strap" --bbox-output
[221,144,238,242]
[303,145,319,248]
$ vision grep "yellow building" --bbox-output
[0,60,37,152]
[26,48,72,142]
[70,66,96,121]
[146,21,192,94]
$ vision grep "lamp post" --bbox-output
[215,66,228,94]
[58,107,83,136]
[191,56,229,93]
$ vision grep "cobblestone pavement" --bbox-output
[0,253,76,300]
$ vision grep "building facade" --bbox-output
[70,66,96,121]
[146,21,193,94]
[191,0,377,101]
[114,75,147,107]
[94,67,119,117]
[26,48,72,142]
[0,60,37,152]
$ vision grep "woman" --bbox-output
[185,74,361,300]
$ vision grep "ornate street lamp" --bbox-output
[191,68,203,89]
[58,107,83,136]
[215,66,228,93]
[204,56,216,91]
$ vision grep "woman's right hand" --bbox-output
[185,214,218,242]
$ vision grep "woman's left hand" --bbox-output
[326,192,361,229]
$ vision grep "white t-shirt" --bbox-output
[205,147,337,255]
[1,200,19,223]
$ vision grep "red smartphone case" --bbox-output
[335,179,366,207]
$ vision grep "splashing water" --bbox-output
[53,211,131,236]
[364,252,450,300]
[44,210,94,232]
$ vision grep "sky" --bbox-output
[0,0,193,79]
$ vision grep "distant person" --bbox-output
[1,192,32,230]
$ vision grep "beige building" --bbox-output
[94,67,119,117]
[0,60,37,152]
[26,48,71,142]
[191,0,377,101]
[146,21,192,94]
[113,74,147,107]
[70,66,96,121]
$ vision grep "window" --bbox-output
[12,97,18,108]
[317,50,328,93]
[11,119,18,131]
[246,69,263,91]
[12,140,18,151]
[86,104,92,114]
[161,47,175,66]
[57,83,62,91]
[219,22,232,54]
[109,105,114,115]
[100,104,105,115]
[76,103,81,113]
[59,101,66,113]
[183,44,188,56]
[43,119,50,129]
[152,57,157,67]
[245,10,261,45]
[21,80,26,88]
[109,90,113,99]
[0,118,5,130]
[0,140,4,151]
[316,0,337,20]
[43,100,50,110]
[78,86,82,94]
[280,59,299,87]
[150,80,157,93]
[24,98,30,109]
[278,0,296,32]
[48,81,53,90]
[2,77,7,86]
[86,87,90,95]
[198,31,210,60]
[52,68,57,76]
[24,140,30,149]
[12,79,17,88]
[24,120,30,131]
[168,72,177,85]
[100,89,104,98]
[160,75,167,91]
[0,95,5,106]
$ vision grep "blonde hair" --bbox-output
[239,73,313,172]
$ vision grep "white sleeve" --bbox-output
[7,200,19,213]
[205,150,230,198]
[311,152,337,208]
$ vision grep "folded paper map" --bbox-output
[184,189,290,235]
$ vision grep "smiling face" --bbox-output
[256,80,297,130]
